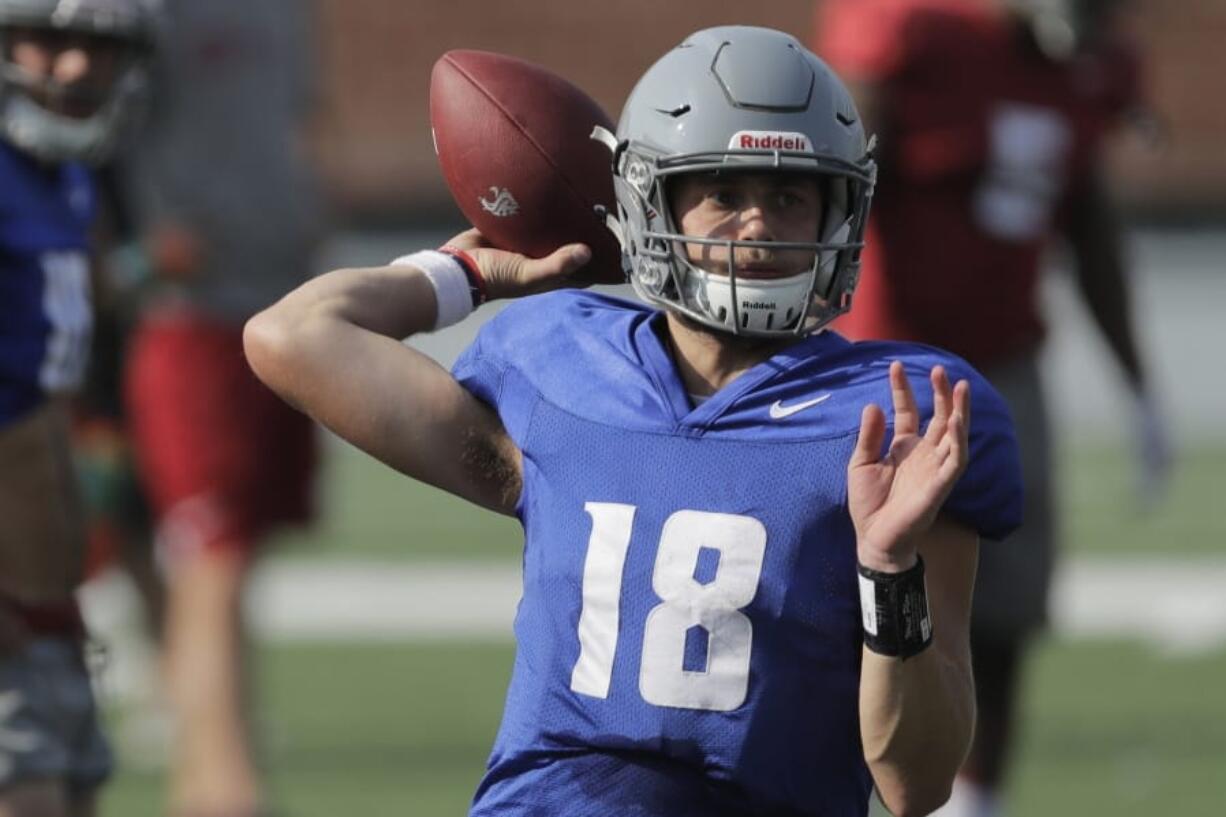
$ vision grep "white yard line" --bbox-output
[80,556,1226,652]
[1051,558,1226,653]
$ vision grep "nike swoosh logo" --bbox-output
[769,393,832,419]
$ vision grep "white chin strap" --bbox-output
[688,215,853,334]
[694,268,814,333]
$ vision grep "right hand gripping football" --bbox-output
[444,228,591,301]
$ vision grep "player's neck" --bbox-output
[663,311,790,399]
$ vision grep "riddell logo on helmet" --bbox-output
[730,131,814,152]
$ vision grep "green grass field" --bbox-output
[101,438,1226,815]
[101,640,1226,817]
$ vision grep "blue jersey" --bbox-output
[0,139,95,428]
[454,291,1022,817]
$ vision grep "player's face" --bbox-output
[670,172,823,279]
[4,25,127,119]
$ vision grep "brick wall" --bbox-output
[311,0,1226,218]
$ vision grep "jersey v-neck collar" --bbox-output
[632,310,841,432]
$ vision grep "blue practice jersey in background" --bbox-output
[0,139,94,428]
[454,290,1022,817]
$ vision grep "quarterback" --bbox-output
[246,27,1022,817]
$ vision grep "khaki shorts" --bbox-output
[972,354,1054,639]
[0,638,112,792]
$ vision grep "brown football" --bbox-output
[429,49,624,285]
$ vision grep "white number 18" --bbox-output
[569,502,767,712]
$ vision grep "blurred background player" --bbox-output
[71,155,168,768]
[76,161,160,634]
[814,0,1172,815]
[0,0,151,815]
[116,1,326,815]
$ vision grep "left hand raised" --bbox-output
[848,362,971,573]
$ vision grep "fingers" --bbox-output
[953,377,971,441]
[522,243,591,288]
[475,242,591,300]
[444,227,489,251]
[558,244,593,276]
[936,406,969,483]
[923,365,951,445]
[889,360,919,437]
[935,379,971,477]
[918,369,971,493]
[849,403,887,470]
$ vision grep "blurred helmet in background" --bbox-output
[0,0,155,163]
[604,26,876,337]
[1003,0,1130,60]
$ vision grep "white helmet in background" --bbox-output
[598,26,876,337]
[1003,0,1128,60]
[0,0,155,163]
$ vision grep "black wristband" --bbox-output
[857,556,933,659]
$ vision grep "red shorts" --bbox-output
[124,312,317,561]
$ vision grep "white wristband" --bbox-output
[390,250,474,329]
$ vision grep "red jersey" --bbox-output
[815,0,1139,367]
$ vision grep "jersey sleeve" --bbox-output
[814,0,921,83]
[451,331,502,411]
[941,369,1024,541]
[451,307,541,450]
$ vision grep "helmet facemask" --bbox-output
[607,138,873,338]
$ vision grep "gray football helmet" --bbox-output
[596,26,875,337]
[0,0,154,163]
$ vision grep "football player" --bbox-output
[0,1,151,815]
[814,1,1168,815]
[245,27,1023,817]
[114,1,325,814]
